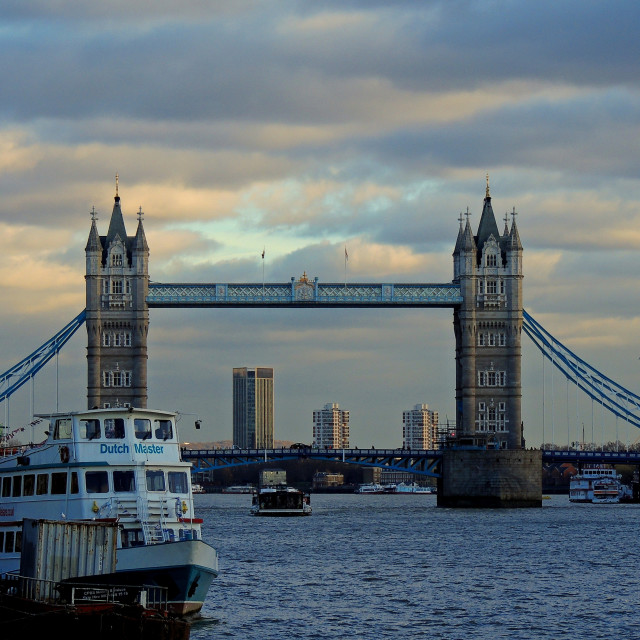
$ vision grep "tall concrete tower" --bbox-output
[85,178,149,409]
[452,178,523,449]
[232,367,274,448]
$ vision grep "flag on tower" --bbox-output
[262,248,265,259]
[345,246,348,261]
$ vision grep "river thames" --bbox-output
[191,493,640,639]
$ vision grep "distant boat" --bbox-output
[192,483,206,494]
[355,483,385,494]
[223,484,255,494]
[395,482,436,494]
[250,485,311,516]
[569,465,621,504]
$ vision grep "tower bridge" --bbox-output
[4,178,640,505]
[84,176,524,452]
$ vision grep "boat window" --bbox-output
[4,531,13,553]
[105,418,125,439]
[51,472,67,495]
[1,477,10,498]
[146,470,165,492]
[121,529,145,548]
[80,419,101,440]
[12,476,21,497]
[53,418,72,440]
[168,471,188,494]
[134,419,152,440]
[23,474,34,496]
[86,471,109,493]
[15,532,21,553]
[114,470,136,492]
[155,420,173,441]
[70,472,79,494]
[36,474,49,495]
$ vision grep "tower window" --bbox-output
[486,254,497,267]
[477,370,506,387]
[486,280,497,294]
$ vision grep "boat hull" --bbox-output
[91,539,218,617]
[250,509,311,517]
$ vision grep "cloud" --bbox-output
[2,1,640,448]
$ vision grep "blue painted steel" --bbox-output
[523,310,640,429]
[147,282,463,307]
[0,310,86,403]
[541,449,640,464]
[182,447,443,477]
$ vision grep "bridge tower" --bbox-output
[85,178,149,409]
[452,179,523,449]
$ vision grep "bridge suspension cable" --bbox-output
[0,310,86,403]
[523,310,640,430]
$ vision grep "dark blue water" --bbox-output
[191,494,640,639]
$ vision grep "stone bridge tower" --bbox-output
[452,179,523,449]
[85,178,149,409]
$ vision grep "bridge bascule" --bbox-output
[2,181,640,485]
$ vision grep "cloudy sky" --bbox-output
[2,1,640,448]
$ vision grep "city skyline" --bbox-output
[2,3,640,448]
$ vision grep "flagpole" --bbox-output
[344,245,348,289]
[262,247,265,294]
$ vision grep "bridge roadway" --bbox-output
[181,447,640,478]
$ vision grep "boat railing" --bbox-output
[0,573,169,609]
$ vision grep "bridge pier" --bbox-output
[437,449,542,508]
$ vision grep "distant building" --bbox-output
[260,468,286,487]
[233,367,274,449]
[312,472,345,490]
[313,403,350,449]
[380,470,427,486]
[402,404,439,449]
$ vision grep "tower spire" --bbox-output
[115,173,120,202]
[485,173,490,199]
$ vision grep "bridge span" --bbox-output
[182,447,640,479]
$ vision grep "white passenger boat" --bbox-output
[250,485,311,516]
[223,484,255,494]
[355,483,385,494]
[395,482,436,494]
[0,407,218,617]
[569,465,621,504]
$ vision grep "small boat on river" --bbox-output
[250,485,311,516]
[569,465,621,504]
[223,484,255,494]
[355,483,385,494]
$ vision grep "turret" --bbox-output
[453,177,523,449]
[86,176,149,410]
